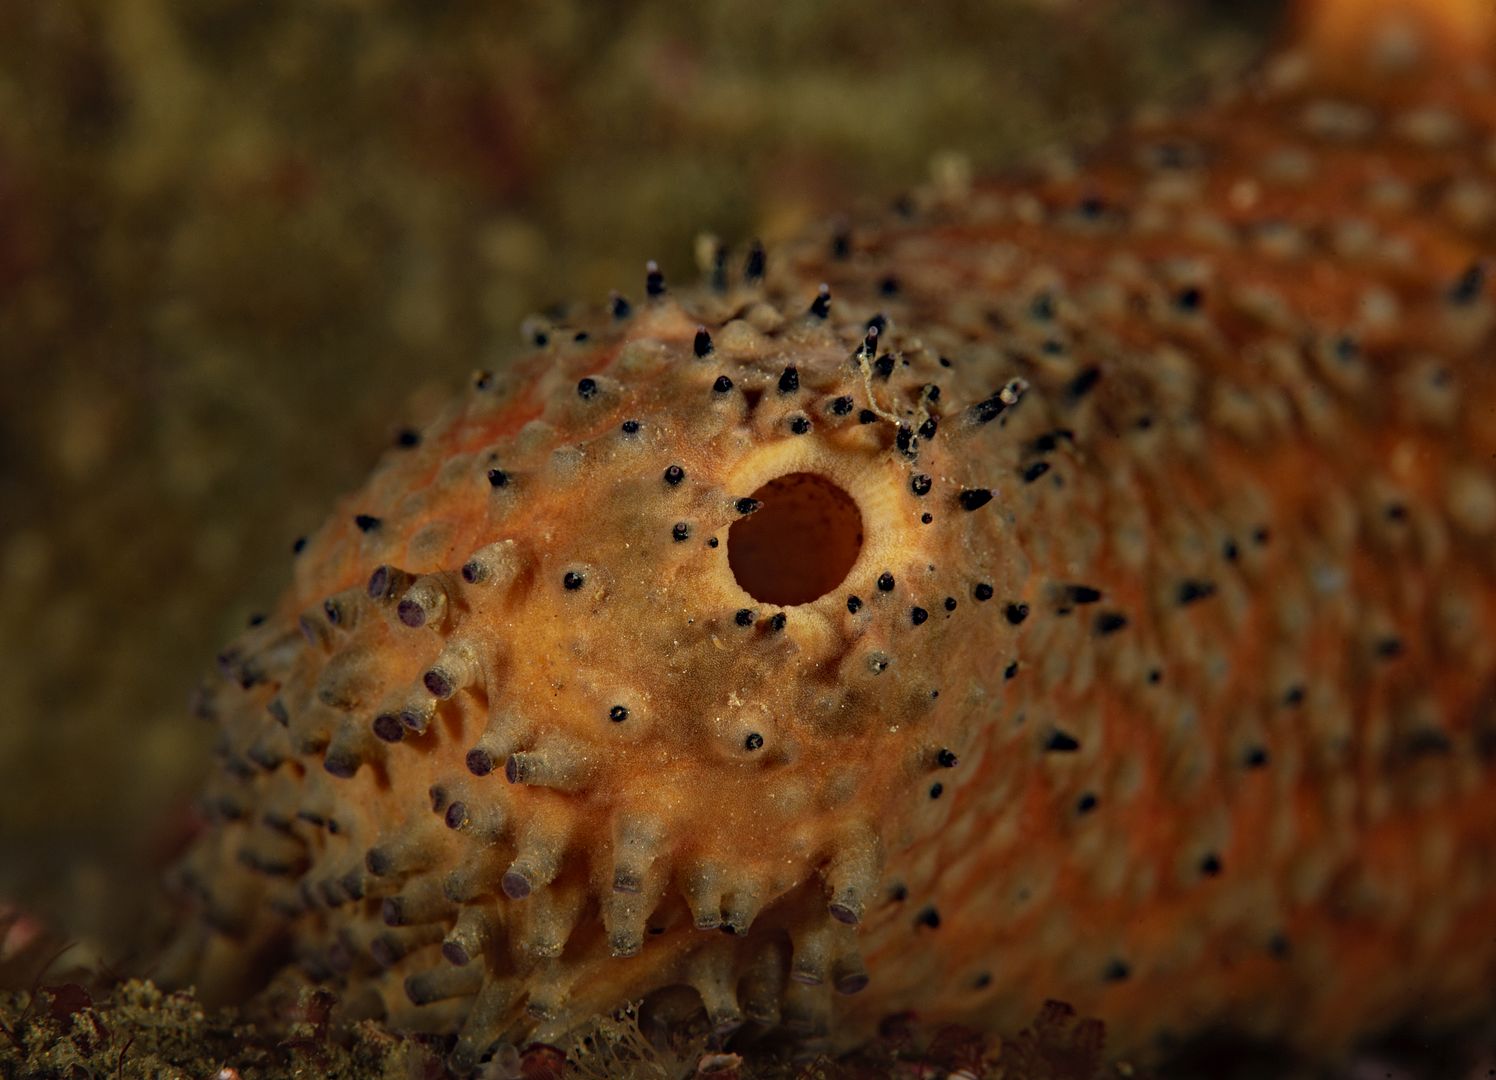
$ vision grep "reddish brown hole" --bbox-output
[729,472,863,605]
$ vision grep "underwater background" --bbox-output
[29,3,1478,1076]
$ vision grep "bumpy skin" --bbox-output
[165,10,1496,1072]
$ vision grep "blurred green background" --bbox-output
[0,0,1274,949]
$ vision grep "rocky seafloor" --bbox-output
[10,1,1490,1076]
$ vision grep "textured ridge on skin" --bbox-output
[165,16,1496,1072]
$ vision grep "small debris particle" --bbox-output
[744,241,766,281]
[645,260,665,296]
[1177,579,1217,605]
[1103,959,1131,982]
[810,285,832,318]
[1044,730,1081,753]
[1067,366,1102,401]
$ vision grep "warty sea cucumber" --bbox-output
[159,0,1496,1071]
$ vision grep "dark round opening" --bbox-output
[728,472,863,605]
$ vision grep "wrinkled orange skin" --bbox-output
[165,8,1496,1071]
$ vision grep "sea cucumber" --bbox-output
[160,0,1496,1071]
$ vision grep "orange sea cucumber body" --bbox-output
[165,8,1496,1071]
